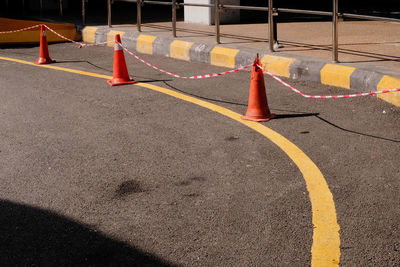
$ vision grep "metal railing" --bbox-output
[25,0,399,63]
[100,0,400,62]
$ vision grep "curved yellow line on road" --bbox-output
[137,82,341,266]
[0,55,340,266]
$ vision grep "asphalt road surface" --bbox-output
[0,43,399,266]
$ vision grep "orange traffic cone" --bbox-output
[107,34,136,86]
[241,55,276,122]
[34,25,55,65]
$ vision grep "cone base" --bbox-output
[241,113,276,122]
[107,78,136,86]
[34,57,56,65]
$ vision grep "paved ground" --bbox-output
[131,20,400,74]
[0,43,399,266]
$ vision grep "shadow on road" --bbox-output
[0,199,177,266]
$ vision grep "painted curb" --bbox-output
[0,18,80,44]
[82,26,400,107]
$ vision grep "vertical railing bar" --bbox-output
[172,0,177,37]
[40,0,43,17]
[137,0,142,32]
[268,0,274,51]
[215,0,220,44]
[273,10,278,47]
[82,0,86,25]
[332,0,339,62]
[108,0,112,27]
[60,0,63,16]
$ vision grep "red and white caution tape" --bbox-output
[117,41,251,79]
[43,25,110,47]
[0,24,41,34]
[3,24,399,95]
[0,24,109,47]
[42,25,85,47]
[257,64,400,98]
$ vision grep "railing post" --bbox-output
[172,0,177,37]
[60,0,63,16]
[40,0,43,17]
[268,0,274,52]
[215,0,221,44]
[82,0,86,25]
[332,0,339,62]
[137,0,142,32]
[108,0,112,28]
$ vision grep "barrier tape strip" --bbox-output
[257,64,400,98]
[0,24,41,34]
[0,23,109,47]
[43,25,110,47]
[117,41,251,79]
[2,25,399,95]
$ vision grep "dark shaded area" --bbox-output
[241,0,400,22]
[274,113,320,120]
[115,180,147,197]
[0,199,177,266]
[1,0,399,25]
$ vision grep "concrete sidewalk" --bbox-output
[82,20,400,107]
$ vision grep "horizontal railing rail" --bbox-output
[277,8,332,17]
[21,0,398,63]
[105,0,400,62]
[341,13,400,22]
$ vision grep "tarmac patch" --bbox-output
[115,180,146,198]
[225,136,240,141]
[183,193,201,198]
[174,176,206,187]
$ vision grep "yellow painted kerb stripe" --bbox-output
[170,40,194,61]
[377,75,400,107]
[137,34,157,55]
[82,26,98,43]
[321,64,356,89]
[107,30,126,47]
[0,55,341,266]
[210,46,239,68]
[260,54,295,78]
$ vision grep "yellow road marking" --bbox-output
[0,56,112,80]
[0,55,341,266]
[321,64,356,89]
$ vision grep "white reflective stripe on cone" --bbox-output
[114,43,122,51]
